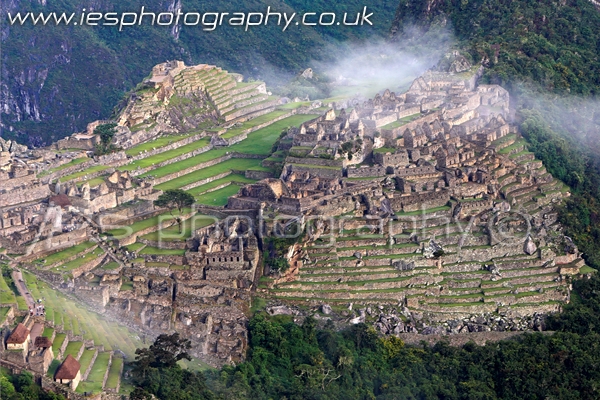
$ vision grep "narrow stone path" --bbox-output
[12,268,34,309]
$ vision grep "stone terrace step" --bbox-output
[219,94,270,115]
[223,97,280,122]
[481,272,559,287]
[271,289,409,301]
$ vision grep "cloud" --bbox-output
[253,22,457,100]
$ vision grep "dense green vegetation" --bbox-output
[0,370,65,400]
[1,0,397,146]
[123,273,600,399]
[393,0,600,96]
[93,123,118,155]
[393,0,600,280]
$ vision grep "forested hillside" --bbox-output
[392,0,600,95]
[393,0,600,279]
[119,273,600,399]
[0,0,397,146]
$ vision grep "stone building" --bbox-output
[54,354,81,390]
[6,323,30,351]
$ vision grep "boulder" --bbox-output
[524,235,537,255]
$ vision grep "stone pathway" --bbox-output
[12,268,34,309]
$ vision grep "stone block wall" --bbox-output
[56,137,96,151]
[129,132,209,162]
[73,286,110,308]
[347,166,387,178]
[246,170,273,180]
[71,255,105,279]
[150,154,233,186]
[180,171,231,191]
[24,228,89,260]
[2,172,37,191]
[142,254,185,265]
[129,143,214,177]
[398,106,421,119]
[286,156,343,168]
[0,184,51,208]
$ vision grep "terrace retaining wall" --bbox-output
[101,352,113,391]
[179,171,232,191]
[129,143,214,177]
[150,154,233,186]
[71,255,106,279]
[224,110,294,145]
[81,348,99,380]
[129,132,208,162]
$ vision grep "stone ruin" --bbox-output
[1,59,592,368]
[226,64,588,336]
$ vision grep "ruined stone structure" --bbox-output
[225,64,586,335]
[3,58,591,375]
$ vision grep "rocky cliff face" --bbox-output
[1,0,398,147]
[0,0,185,147]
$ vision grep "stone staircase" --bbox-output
[171,65,279,124]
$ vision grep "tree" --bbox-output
[93,123,118,155]
[129,387,154,400]
[153,189,195,232]
[132,333,192,381]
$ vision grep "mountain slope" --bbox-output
[391,0,600,95]
[0,0,397,146]
[391,0,600,272]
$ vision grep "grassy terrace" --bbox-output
[119,138,211,171]
[125,243,146,252]
[105,357,123,390]
[53,333,67,353]
[78,177,106,188]
[498,139,527,155]
[106,209,190,237]
[221,96,279,118]
[277,101,312,110]
[580,265,597,274]
[380,113,421,130]
[49,247,104,274]
[76,352,111,394]
[63,341,83,359]
[373,147,396,154]
[196,184,242,206]
[0,273,17,305]
[0,307,10,322]
[125,133,194,156]
[186,174,256,198]
[223,113,319,142]
[102,262,120,270]
[229,114,320,153]
[40,157,89,177]
[491,133,517,147]
[34,241,96,266]
[60,165,110,182]
[78,349,96,375]
[154,159,263,191]
[509,150,534,159]
[23,271,143,359]
[139,246,186,256]
[221,109,289,139]
[140,148,229,179]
